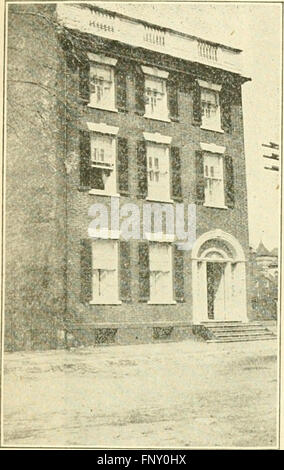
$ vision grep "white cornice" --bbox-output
[141,65,169,80]
[200,142,226,154]
[87,52,117,67]
[86,122,119,135]
[197,79,222,92]
[143,132,172,145]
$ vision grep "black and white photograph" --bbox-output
[0,0,282,450]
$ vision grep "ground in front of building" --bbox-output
[3,339,277,448]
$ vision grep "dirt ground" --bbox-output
[2,338,278,448]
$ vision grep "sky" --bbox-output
[93,1,281,250]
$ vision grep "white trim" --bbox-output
[86,122,119,135]
[89,300,122,305]
[203,203,228,210]
[143,132,172,145]
[87,103,118,113]
[146,197,174,204]
[88,190,120,198]
[201,125,224,134]
[141,65,169,79]
[145,232,175,243]
[143,114,171,123]
[197,79,222,92]
[88,228,120,240]
[87,52,117,67]
[200,142,226,154]
[191,230,246,262]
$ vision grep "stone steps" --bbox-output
[194,321,276,343]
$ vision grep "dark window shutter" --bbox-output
[174,245,184,303]
[220,88,232,133]
[120,241,131,302]
[137,140,148,198]
[117,137,129,196]
[196,150,205,204]
[192,79,202,125]
[167,74,179,121]
[135,67,145,115]
[115,62,127,112]
[224,155,235,208]
[171,146,182,201]
[79,130,91,190]
[80,239,92,303]
[139,242,150,302]
[79,61,90,103]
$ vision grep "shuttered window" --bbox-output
[80,239,92,303]
[119,241,131,302]
[91,240,119,304]
[170,146,182,201]
[115,61,128,112]
[139,242,150,302]
[195,150,205,204]
[137,140,148,198]
[117,137,129,196]
[149,243,174,304]
[174,245,184,302]
[220,88,232,133]
[135,67,145,115]
[167,73,179,121]
[192,79,202,125]
[224,155,235,208]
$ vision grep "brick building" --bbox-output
[5,3,252,350]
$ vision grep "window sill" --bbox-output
[147,300,177,305]
[146,197,174,204]
[89,190,120,197]
[87,103,119,113]
[143,114,171,123]
[89,300,122,305]
[201,125,224,134]
[203,203,228,210]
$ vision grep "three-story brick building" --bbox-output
[5,3,252,349]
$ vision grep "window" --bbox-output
[198,80,222,132]
[149,243,173,304]
[88,53,117,111]
[91,239,119,304]
[146,143,170,202]
[90,133,117,195]
[141,66,169,121]
[204,153,225,207]
[201,88,221,130]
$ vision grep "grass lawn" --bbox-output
[3,338,278,448]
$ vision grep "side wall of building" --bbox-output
[5,4,67,350]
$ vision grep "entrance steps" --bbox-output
[193,321,277,343]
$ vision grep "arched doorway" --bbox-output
[192,230,248,324]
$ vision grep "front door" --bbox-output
[207,262,225,320]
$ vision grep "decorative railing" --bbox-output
[57,4,242,74]
[144,25,165,47]
[198,41,218,62]
[88,9,115,33]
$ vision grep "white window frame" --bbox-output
[143,132,173,204]
[148,242,176,305]
[86,122,120,197]
[89,238,122,305]
[87,53,118,113]
[198,79,224,133]
[201,142,227,209]
[141,66,170,122]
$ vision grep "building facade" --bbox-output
[5,3,251,350]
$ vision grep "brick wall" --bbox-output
[5,4,67,350]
